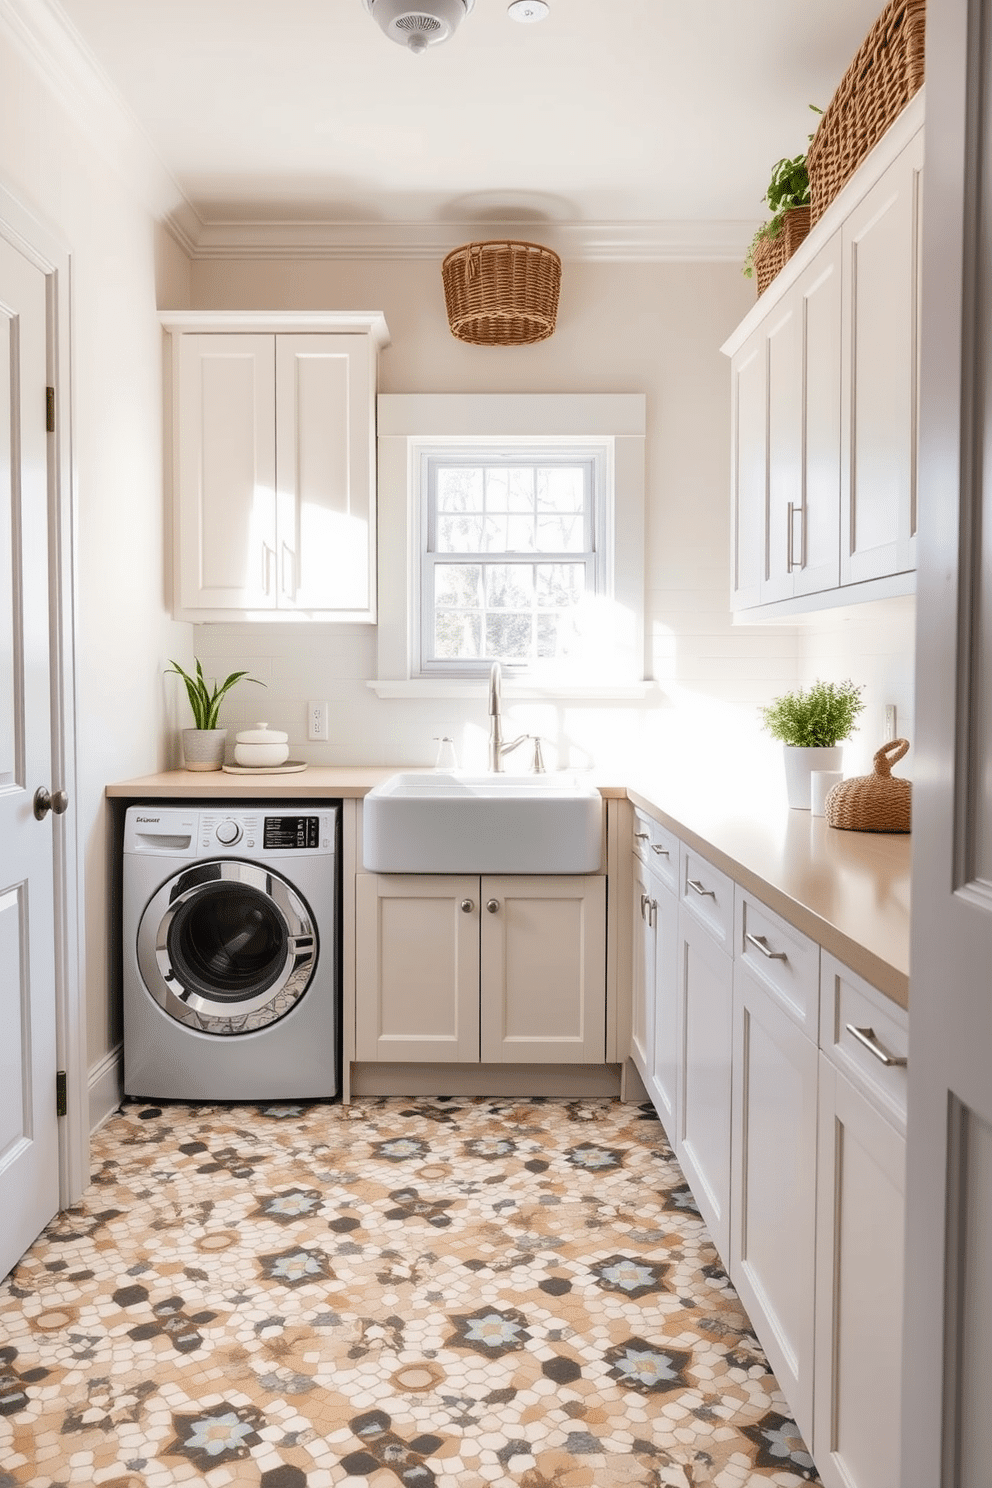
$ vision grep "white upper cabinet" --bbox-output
[163,313,388,623]
[724,93,922,616]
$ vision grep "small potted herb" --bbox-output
[167,658,264,771]
[743,108,821,291]
[760,679,865,809]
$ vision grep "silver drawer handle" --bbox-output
[845,1024,907,1068]
[651,843,670,857]
[687,878,715,898]
[745,931,787,962]
[634,832,649,841]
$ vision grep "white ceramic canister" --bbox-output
[234,722,290,768]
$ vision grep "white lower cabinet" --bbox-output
[813,1058,905,1488]
[628,814,908,1479]
[730,961,818,1444]
[356,872,606,1064]
[676,906,733,1259]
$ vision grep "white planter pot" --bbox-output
[182,727,228,771]
[783,745,843,810]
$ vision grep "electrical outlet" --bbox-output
[884,704,897,742]
[308,700,329,741]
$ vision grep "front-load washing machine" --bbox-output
[123,802,339,1100]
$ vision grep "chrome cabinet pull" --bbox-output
[640,893,649,921]
[262,542,274,594]
[634,832,649,841]
[745,930,787,961]
[649,897,658,928]
[460,899,474,913]
[845,1024,907,1068]
[651,843,670,857]
[787,501,806,573]
[486,899,500,914]
[687,878,715,898]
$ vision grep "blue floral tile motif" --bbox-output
[742,1411,819,1479]
[372,1137,430,1163]
[462,1136,517,1160]
[591,1254,668,1299]
[603,1337,692,1394]
[447,1307,531,1357]
[165,1401,263,1468]
[566,1143,624,1171]
[258,1246,333,1288]
[252,1188,324,1224]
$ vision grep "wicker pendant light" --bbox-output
[441,239,562,346]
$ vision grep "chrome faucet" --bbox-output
[487,662,545,773]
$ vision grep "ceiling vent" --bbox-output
[363,0,475,54]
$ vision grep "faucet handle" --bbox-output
[530,736,546,773]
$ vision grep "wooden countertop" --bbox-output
[107,768,910,1008]
[626,779,910,1010]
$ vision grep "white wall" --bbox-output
[182,256,818,783]
[0,25,192,1070]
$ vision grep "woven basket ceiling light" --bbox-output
[441,239,562,346]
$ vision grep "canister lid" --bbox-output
[235,722,289,744]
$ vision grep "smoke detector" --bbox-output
[363,0,475,54]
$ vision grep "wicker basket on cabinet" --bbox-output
[441,239,562,346]
[752,205,813,296]
[807,0,926,224]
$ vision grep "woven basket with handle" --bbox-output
[441,240,562,346]
[807,0,926,224]
[825,738,912,832]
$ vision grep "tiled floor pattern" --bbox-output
[0,1097,820,1487]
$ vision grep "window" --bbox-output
[373,394,646,696]
[420,447,607,675]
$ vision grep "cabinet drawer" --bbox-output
[735,888,819,1039]
[631,809,679,893]
[820,952,908,1132]
[679,844,734,950]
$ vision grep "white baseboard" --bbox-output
[88,1043,123,1133]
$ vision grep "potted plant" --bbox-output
[743,108,821,292]
[167,658,264,771]
[760,678,864,809]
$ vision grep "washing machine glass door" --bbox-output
[137,861,318,1034]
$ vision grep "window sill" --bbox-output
[366,679,655,700]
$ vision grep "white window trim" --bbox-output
[371,394,648,699]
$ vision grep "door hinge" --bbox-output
[46,386,55,433]
[56,1070,67,1118]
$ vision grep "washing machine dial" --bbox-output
[214,819,242,846]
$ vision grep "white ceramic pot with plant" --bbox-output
[167,658,264,771]
[760,679,865,809]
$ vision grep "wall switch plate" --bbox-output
[884,704,897,742]
[308,700,329,741]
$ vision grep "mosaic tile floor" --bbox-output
[0,1097,820,1488]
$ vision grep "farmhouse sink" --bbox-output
[362,772,603,874]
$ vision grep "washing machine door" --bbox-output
[136,860,318,1035]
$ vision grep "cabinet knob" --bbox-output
[460,899,474,913]
[486,898,500,914]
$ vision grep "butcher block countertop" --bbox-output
[108,767,910,1008]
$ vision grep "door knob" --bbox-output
[34,787,68,821]
[486,898,500,914]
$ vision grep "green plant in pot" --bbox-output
[167,658,264,771]
[743,106,821,285]
[760,678,865,809]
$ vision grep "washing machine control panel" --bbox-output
[263,815,320,850]
[214,819,242,845]
[124,805,336,859]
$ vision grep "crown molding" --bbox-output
[178,215,755,263]
[0,0,189,222]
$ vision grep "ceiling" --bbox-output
[54,0,886,250]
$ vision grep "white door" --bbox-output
[0,234,59,1279]
[902,2,992,1479]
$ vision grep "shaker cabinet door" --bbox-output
[176,334,276,613]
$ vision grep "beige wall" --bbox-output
[184,256,823,784]
[0,29,192,1069]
